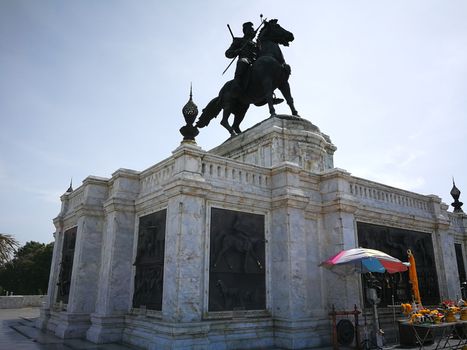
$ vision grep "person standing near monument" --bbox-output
[225,22,258,97]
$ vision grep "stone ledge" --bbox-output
[122,316,274,349]
[0,295,45,309]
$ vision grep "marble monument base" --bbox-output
[53,312,91,338]
[86,314,126,343]
[122,316,274,350]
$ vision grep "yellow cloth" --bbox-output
[408,249,422,305]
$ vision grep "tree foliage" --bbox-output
[0,233,19,265]
[0,241,54,295]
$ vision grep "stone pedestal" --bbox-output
[210,115,336,172]
[38,115,467,349]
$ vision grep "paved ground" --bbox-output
[0,307,133,350]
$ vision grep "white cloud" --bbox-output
[383,146,426,168]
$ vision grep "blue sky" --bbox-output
[1,1,466,245]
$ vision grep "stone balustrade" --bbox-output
[139,160,175,197]
[200,155,271,191]
[349,177,433,217]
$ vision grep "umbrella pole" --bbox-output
[392,292,398,344]
[366,273,383,349]
[372,301,383,348]
[358,262,369,350]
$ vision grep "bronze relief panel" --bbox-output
[357,222,440,306]
[209,208,266,311]
[133,209,167,310]
[56,226,77,304]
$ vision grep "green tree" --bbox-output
[0,233,19,265]
[0,241,54,295]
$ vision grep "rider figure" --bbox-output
[225,22,258,97]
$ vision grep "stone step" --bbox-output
[11,324,64,344]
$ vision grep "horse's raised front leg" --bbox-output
[220,108,235,136]
[279,81,298,116]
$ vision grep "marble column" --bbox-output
[161,143,208,324]
[318,169,360,308]
[269,163,317,349]
[162,194,206,323]
[429,196,458,299]
[86,169,139,343]
[55,177,108,338]
[36,214,65,331]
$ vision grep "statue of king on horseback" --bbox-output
[196,17,299,136]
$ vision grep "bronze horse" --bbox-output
[196,19,298,136]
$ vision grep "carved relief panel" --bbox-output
[56,226,77,304]
[357,222,440,306]
[209,208,265,311]
[133,209,166,310]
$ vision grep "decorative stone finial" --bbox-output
[66,178,73,193]
[180,84,199,142]
[451,178,463,213]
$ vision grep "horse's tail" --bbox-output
[196,96,222,128]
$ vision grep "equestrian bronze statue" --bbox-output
[196,19,298,136]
